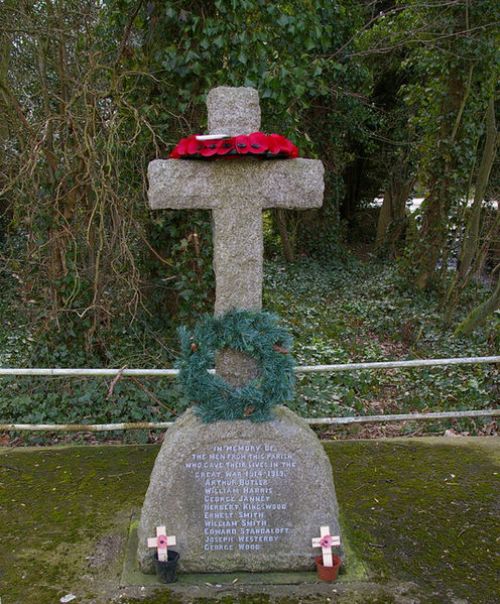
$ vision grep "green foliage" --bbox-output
[177,310,295,423]
[1,0,377,356]
[402,6,497,196]
[147,210,215,324]
[365,0,499,287]
[0,376,186,425]
[111,0,368,135]
[4,0,497,354]
[1,1,499,439]
[264,257,498,424]
[1,257,497,440]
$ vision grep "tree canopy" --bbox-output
[0,0,498,362]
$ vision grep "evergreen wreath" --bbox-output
[177,309,295,423]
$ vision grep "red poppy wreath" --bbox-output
[169,132,299,160]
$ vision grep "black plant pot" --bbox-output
[154,550,180,584]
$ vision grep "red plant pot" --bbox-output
[315,554,341,582]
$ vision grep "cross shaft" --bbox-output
[147,87,324,385]
[148,158,324,316]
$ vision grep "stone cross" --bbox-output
[312,525,340,567]
[148,87,324,385]
[147,525,176,561]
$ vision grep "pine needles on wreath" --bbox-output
[177,309,295,423]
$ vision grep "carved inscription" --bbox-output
[184,442,297,552]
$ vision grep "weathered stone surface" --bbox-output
[215,349,260,387]
[141,89,337,573]
[212,200,263,316]
[147,158,325,211]
[147,87,324,380]
[137,406,341,573]
[207,86,261,135]
[148,159,324,327]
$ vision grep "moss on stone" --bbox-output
[0,445,157,604]
[1,438,498,604]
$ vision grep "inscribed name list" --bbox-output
[184,442,297,552]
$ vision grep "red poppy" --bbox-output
[267,134,299,157]
[180,137,193,154]
[169,136,188,158]
[266,133,288,154]
[200,141,221,157]
[234,134,250,154]
[217,138,235,155]
[287,139,298,157]
[248,131,269,154]
[279,138,298,157]
[319,534,334,549]
[268,134,298,157]
[169,132,298,159]
[186,135,205,156]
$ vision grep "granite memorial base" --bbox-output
[137,406,342,573]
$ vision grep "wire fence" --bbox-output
[0,355,498,432]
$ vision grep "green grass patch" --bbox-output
[0,439,498,603]
[330,438,499,603]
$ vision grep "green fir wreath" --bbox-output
[177,309,295,423]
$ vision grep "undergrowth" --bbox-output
[0,254,498,444]
[265,257,499,431]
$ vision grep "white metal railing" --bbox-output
[1,355,498,377]
[0,355,498,432]
[0,409,498,432]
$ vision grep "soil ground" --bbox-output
[0,437,498,604]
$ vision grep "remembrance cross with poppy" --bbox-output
[147,86,324,382]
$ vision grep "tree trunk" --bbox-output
[273,209,295,262]
[341,156,364,227]
[457,96,498,282]
[455,271,500,335]
[413,68,473,290]
[376,189,392,248]
[414,186,448,290]
[376,167,414,255]
[444,95,498,320]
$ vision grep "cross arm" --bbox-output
[148,160,222,210]
[147,158,324,210]
[258,159,324,209]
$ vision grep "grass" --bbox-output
[333,438,500,601]
[0,438,498,603]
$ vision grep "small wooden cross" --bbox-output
[147,525,176,562]
[312,525,340,567]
